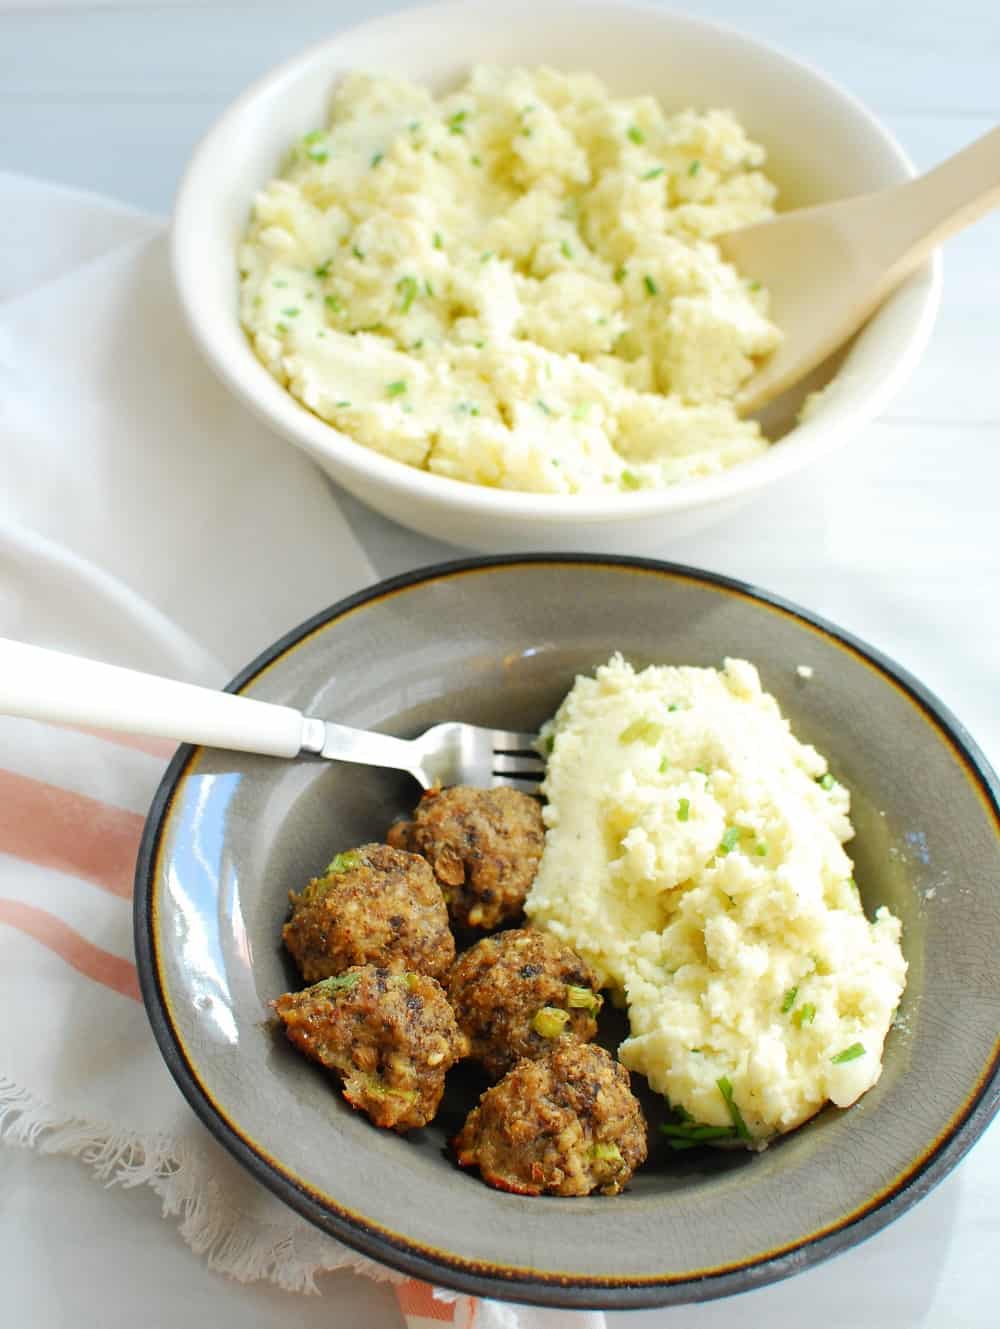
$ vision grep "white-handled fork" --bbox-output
[0,638,545,793]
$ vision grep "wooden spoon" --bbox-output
[719,126,1000,416]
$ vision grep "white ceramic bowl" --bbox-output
[172,0,940,555]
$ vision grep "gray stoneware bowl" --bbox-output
[134,556,1000,1310]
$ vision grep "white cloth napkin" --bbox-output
[0,173,603,1329]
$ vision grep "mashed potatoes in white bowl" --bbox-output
[172,0,940,553]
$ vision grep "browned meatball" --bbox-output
[282,843,454,984]
[447,929,603,1080]
[387,786,544,930]
[452,1043,647,1195]
[273,965,467,1132]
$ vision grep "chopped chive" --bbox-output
[303,129,325,145]
[793,1002,817,1028]
[307,149,329,163]
[424,279,435,297]
[848,876,859,891]
[275,322,289,334]
[718,826,742,855]
[370,151,384,168]
[572,402,592,420]
[667,703,682,712]
[688,159,701,176]
[315,972,359,993]
[831,1042,865,1064]
[621,470,642,490]
[335,400,351,408]
[536,399,553,415]
[589,1141,623,1162]
[532,1006,571,1038]
[447,109,468,134]
[386,380,408,398]
[327,851,361,874]
[412,339,424,351]
[781,987,799,1013]
[717,1076,751,1141]
[433,230,443,249]
[677,797,691,822]
[281,307,300,317]
[660,1122,735,1145]
[627,125,645,144]
[566,984,602,1016]
[352,245,365,260]
[755,841,768,856]
[314,260,332,279]
[614,264,628,283]
[272,279,288,288]
[658,755,670,773]
[324,294,343,313]
[749,279,762,291]
[470,154,482,166]
[618,718,663,745]
[480,251,494,263]
[818,773,836,790]
[642,166,665,180]
[644,274,659,296]
[396,275,419,313]
[542,734,555,756]
[560,240,573,259]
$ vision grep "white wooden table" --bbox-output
[2,2,998,1326]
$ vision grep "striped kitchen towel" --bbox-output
[0,173,603,1329]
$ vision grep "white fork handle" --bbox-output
[0,637,309,758]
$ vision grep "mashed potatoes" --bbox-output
[239,67,782,494]
[525,656,907,1146]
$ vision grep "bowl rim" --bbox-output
[170,0,942,527]
[134,553,1000,1310]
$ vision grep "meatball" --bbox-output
[448,929,603,1080]
[282,843,454,984]
[452,1043,647,1196]
[273,965,467,1132]
[387,785,544,931]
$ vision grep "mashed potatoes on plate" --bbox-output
[239,67,782,495]
[525,656,907,1146]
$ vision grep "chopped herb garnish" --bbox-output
[532,1006,571,1038]
[831,1042,865,1064]
[471,154,482,166]
[661,1122,735,1148]
[335,400,351,408]
[536,399,553,415]
[412,339,424,351]
[621,470,642,490]
[781,987,799,1013]
[718,826,742,855]
[658,755,670,773]
[572,402,592,420]
[667,703,682,712]
[614,265,628,283]
[677,797,691,822]
[480,251,494,263]
[542,734,555,756]
[848,876,859,891]
[642,166,665,180]
[818,773,836,790]
[396,275,419,313]
[315,972,359,993]
[303,129,325,145]
[424,279,435,297]
[694,766,708,775]
[272,279,288,288]
[589,1141,623,1163]
[433,230,443,249]
[275,322,289,334]
[324,294,343,313]
[688,159,701,176]
[386,380,408,398]
[327,851,361,874]
[566,985,602,1016]
[793,1002,817,1028]
[307,149,329,164]
[370,151,384,168]
[281,307,300,317]
[717,1076,751,1140]
[351,245,365,260]
[560,240,573,259]
[619,718,663,745]
[755,841,768,857]
[749,279,762,291]
[644,274,659,296]
[447,109,468,134]
[627,125,645,144]
[314,261,332,279]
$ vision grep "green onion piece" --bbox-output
[589,1141,623,1162]
[315,971,359,993]
[424,280,435,297]
[542,734,555,756]
[470,154,482,166]
[572,402,592,420]
[793,1002,817,1028]
[749,279,762,291]
[281,307,300,318]
[386,380,408,398]
[274,322,289,334]
[658,755,670,774]
[642,166,665,180]
[660,1122,735,1143]
[447,109,468,134]
[718,826,741,855]
[618,717,663,745]
[335,400,351,408]
[566,985,602,1016]
[621,470,642,491]
[396,275,418,313]
[314,261,332,279]
[536,399,553,415]
[307,149,329,163]
[303,129,326,145]
[717,1076,751,1141]
[848,876,859,891]
[627,125,645,144]
[818,773,836,790]
[351,245,365,260]
[370,151,384,168]
[614,264,628,283]
[755,841,768,857]
[272,279,288,288]
[644,274,659,296]
[480,251,494,263]
[327,851,361,874]
[781,987,798,1013]
[324,294,343,313]
[532,1006,571,1038]
[688,159,701,176]
[831,1042,865,1064]
[433,231,443,249]
[677,797,691,822]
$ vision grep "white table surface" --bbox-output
[2,1,998,1326]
